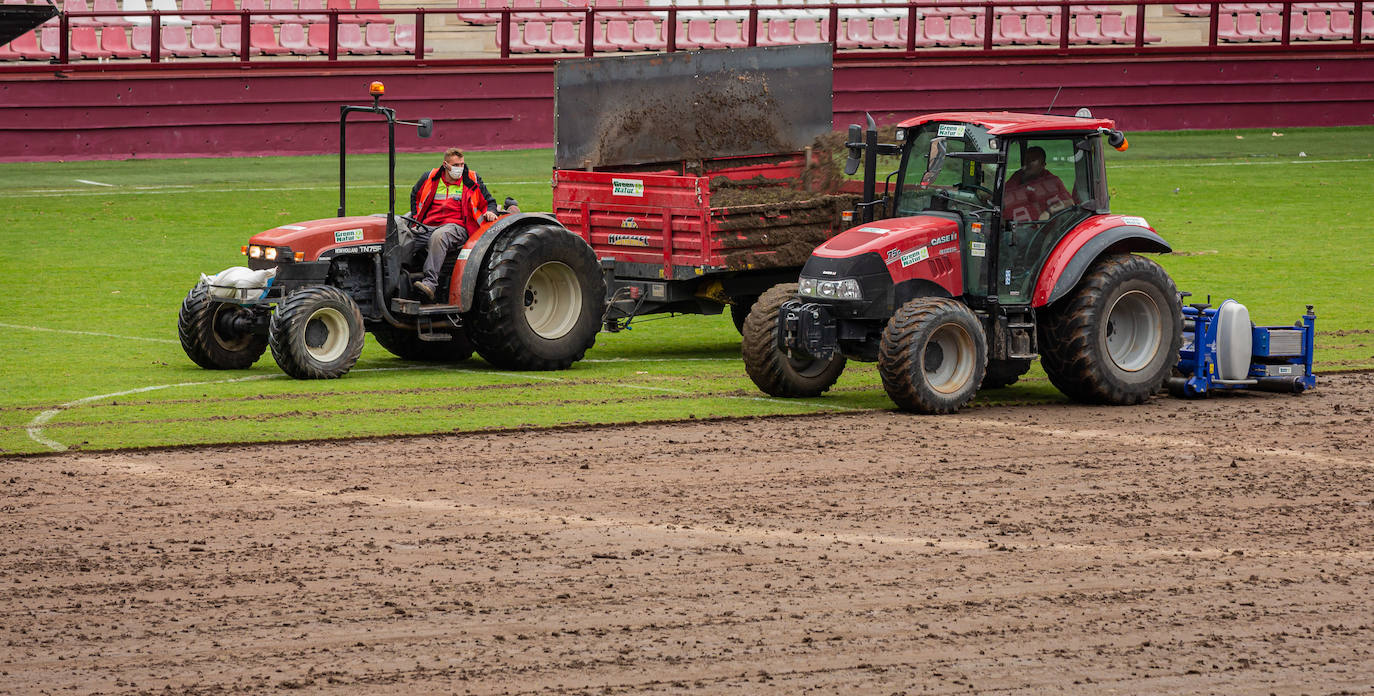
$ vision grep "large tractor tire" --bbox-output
[467,224,604,371]
[268,285,365,379]
[1037,253,1182,405]
[177,281,268,370]
[742,283,847,397]
[878,297,987,414]
[981,358,1032,390]
[371,323,474,363]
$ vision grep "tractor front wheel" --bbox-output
[1037,253,1182,405]
[730,295,758,335]
[371,323,474,363]
[466,224,604,371]
[878,297,987,414]
[178,281,268,370]
[742,283,847,397]
[268,286,365,379]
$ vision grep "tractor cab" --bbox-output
[885,112,1122,308]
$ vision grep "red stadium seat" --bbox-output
[218,21,263,54]
[208,0,241,23]
[354,0,392,24]
[278,21,322,52]
[549,18,583,50]
[364,21,405,52]
[336,20,368,52]
[189,22,233,53]
[997,13,1029,44]
[837,16,871,48]
[793,16,824,43]
[250,22,289,52]
[100,24,145,56]
[295,0,327,21]
[92,0,135,26]
[240,0,283,23]
[871,16,901,46]
[713,16,746,47]
[65,0,101,26]
[180,0,222,24]
[71,25,116,57]
[947,12,979,44]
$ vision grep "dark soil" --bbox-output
[5,373,1373,693]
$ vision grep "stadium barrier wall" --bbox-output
[2,53,1372,162]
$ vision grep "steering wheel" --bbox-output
[956,182,993,198]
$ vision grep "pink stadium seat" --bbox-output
[295,0,327,21]
[240,0,283,23]
[278,21,322,52]
[267,0,305,23]
[522,19,555,51]
[209,0,242,23]
[99,24,145,56]
[364,21,405,51]
[757,17,791,45]
[947,12,979,44]
[793,16,824,43]
[837,16,871,48]
[676,17,713,48]
[1024,11,1054,43]
[593,18,634,49]
[337,21,368,52]
[1069,10,1104,43]
[65,0,101,27]
[713,16,746,47]
[305,20,328,50]
[395,21,431,51]
[9,27,55,60]
[631,16,663,49]
[997,13,1029,44]
[1326,7,1353,38]
[249,22,289,52]
[1100,11,1159,43]
[354,0,392,23]
[324,0,364,24]
[511,0,541,20]
[1301,7,1343,39]
[218,21,261,53]
[871,16,901,46]
[455,0,485,25]
[92,0,135,26]
[189,22,233,53]
[179,0,222,24]
[549,18,583,49]
[130,25,196,56]
[1173,3,1210,16]
[71,25,116,57]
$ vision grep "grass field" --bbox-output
[1,125,1370,455]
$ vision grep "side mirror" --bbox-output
[417,118,434,139]
[843,124,862,176]
[1106,129,1128,151]
[921,137,948,186]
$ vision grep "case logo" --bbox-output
[612,179,645,197]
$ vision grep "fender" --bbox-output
[450,212,565,310]
[1032,215,1171,307]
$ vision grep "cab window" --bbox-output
[894,123,994,217]
[1001,137,1097,223]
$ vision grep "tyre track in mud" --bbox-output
[1,374,1372,694]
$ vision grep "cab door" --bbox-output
[995,136,1099,305]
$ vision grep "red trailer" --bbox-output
[553,151,855,331]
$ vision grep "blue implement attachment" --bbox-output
[1168,298,1316,398]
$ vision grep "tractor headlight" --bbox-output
[264,247,279,261]
[798,277,863,301]
[248,245,263,259]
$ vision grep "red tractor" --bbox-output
[177,83,605,379]
[743,111,1183,413]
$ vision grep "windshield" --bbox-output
[895,123,995,217]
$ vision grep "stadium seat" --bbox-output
[394,21,433,52]
[549,18,584,50]
[64,0,101,27]
[325,0,366,24]
[218,20,262,53]
[189,22,234,53]
[336,20,369,52]
[240,0,284,23]
[354,0,392,24]
[1024,10,1055,43]
[364,21,405,51]
[179,0,221,24]
[836,16,872,47]
[130,24,200,56]
[278,21,322,52]
[266,0,302,23]
[948,12,979,44]
[71,25,116,57]
[150,0,191,25]
[1100,10,1160,42]
[248,22,289,51]
[792,15,824,43]
[208,0,242,23]
[713,15,746,46]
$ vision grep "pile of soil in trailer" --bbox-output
[707,133,859,271]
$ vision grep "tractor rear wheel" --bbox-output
[742,283,846,397]
[371,324,474,363]
[467,224,604,371]
[268,286,365,379]
[178,281,268,370]
[981,358,1032,390]
[1037,253,1182,405]
[878,297,987,414]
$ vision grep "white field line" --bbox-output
[0,322,180,345]
[1,181,547,199]
[74,179,114,187]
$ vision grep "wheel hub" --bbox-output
[523,261,582,340]
[303,307,349,363]
[1104,290,1162,372]
[923,323,975,394]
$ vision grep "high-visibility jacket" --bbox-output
[410,166,496,230]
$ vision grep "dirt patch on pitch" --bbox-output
[4,374,1373,693]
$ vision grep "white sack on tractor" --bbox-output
[202,266,277,302]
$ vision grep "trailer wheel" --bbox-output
[371,324,473,363]
[178,281,268,370]
[879,297,987,414]
[981,358,1032,390]
[1037,254,1182,405]
[730,295,758,335]
[742,283,846,397]
[467,224,604,371]
[268,286,365,379]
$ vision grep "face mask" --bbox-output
[447,164,465,179]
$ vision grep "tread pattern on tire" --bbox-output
[178,281,267,370]
[268,285,365,380]
[878,297,987,414]
[371,323,474,363]
[466,225,604,371]
[741,283,847,398]
[1037,253,1182,405]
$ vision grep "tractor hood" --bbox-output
[247,215,387,263]
[811,215,960,264]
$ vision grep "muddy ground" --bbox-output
[3,374,1373,694]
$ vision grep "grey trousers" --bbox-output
[414,222,469,287]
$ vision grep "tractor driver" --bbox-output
[1002,146,1072,223]
[407,147,499,303]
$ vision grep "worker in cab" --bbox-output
[407,147,499,302]
[1002,146,1072,223]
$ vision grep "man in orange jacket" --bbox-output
[407,147,498,302]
